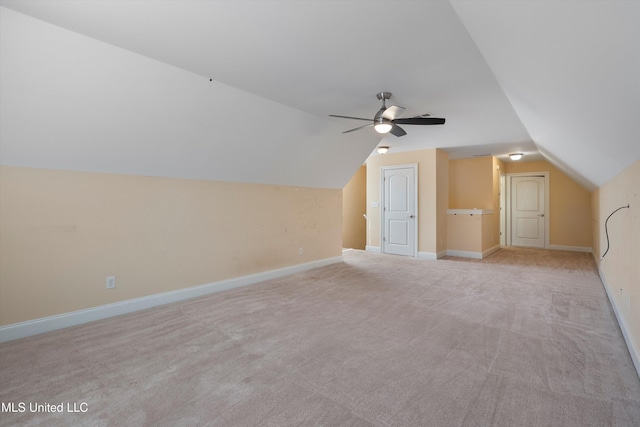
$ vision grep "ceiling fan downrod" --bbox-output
[374,92,393,132]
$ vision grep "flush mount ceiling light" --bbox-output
[377,146,390,155]
[509,153,524,161]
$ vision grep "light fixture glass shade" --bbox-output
[509,153,523,161]
[374,123,392,134]
[377,146,389,155]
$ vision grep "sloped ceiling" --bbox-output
[451,0,640,189]
[1,0,638,190]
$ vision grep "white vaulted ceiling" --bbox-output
[451,0,640,189]
[1,0,638,190]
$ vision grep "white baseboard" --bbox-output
[365,245,381,253]
[483,245,501,258]
[598,268,640,380]
[446,249,483,259]
[548,244,593,253]
[417,251,447,260]
[445,245,500,260]
[418,251,437,260]
[0,256,343,343]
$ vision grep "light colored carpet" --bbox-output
[1,248,639,426]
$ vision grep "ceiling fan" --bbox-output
[329,92,445,137]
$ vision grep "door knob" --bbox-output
[409,215,415,218]
[538,214,545,217]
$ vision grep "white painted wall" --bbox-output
[0,7,378,189]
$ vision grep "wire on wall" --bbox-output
[600,204,630,260]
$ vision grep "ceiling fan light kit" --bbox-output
[377,146,390,155]
[373,92,393,133]
[374,119,392,134]
[329,92,445,137]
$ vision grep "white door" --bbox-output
[511,176,545,248]
[382,166,416,256]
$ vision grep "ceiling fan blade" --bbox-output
[390,124,407,137]
[393,117,446,125]
[343,123,373,133]
[329,114,372,122]
[382,105,406,120]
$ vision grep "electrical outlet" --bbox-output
[299,247,304,256]
[106,276,116,289]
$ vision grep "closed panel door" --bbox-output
[383,167,416,256]
[511,176,545,248]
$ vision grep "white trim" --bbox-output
[445,245,500,260]
[446,209,494,215]
[418,251,437,260]
[505,172,550,248]
[548,245,593,253]
[365,245,381,253]
[500,173,506,247]
[446,250,483,259]
[381,164,418,258]
[0,256,343,343]
[483,245,501,258]
[598,268,640,379]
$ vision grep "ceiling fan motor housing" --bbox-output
[374,92,392,125]
[374,114,391,127]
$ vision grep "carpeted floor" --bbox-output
[1,248,639,426]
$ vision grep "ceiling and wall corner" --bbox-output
[0,6,379,189]
[1,1,638,190]
[450,0,640,190]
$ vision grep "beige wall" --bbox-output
[449,157,493,209]
[435,149,449,254]
[342,166,367,249]
[366,149,448,255]
[447,213,498,255]
[447,214,482,252]
[505,160,593,249]
[593,159,639,367]
[0,166,342,326]
[447,156,502,254]
[368,155,592,256]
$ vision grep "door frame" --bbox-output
[505,171,549,248]
[380,164,418,257]
[500,173,506,247]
